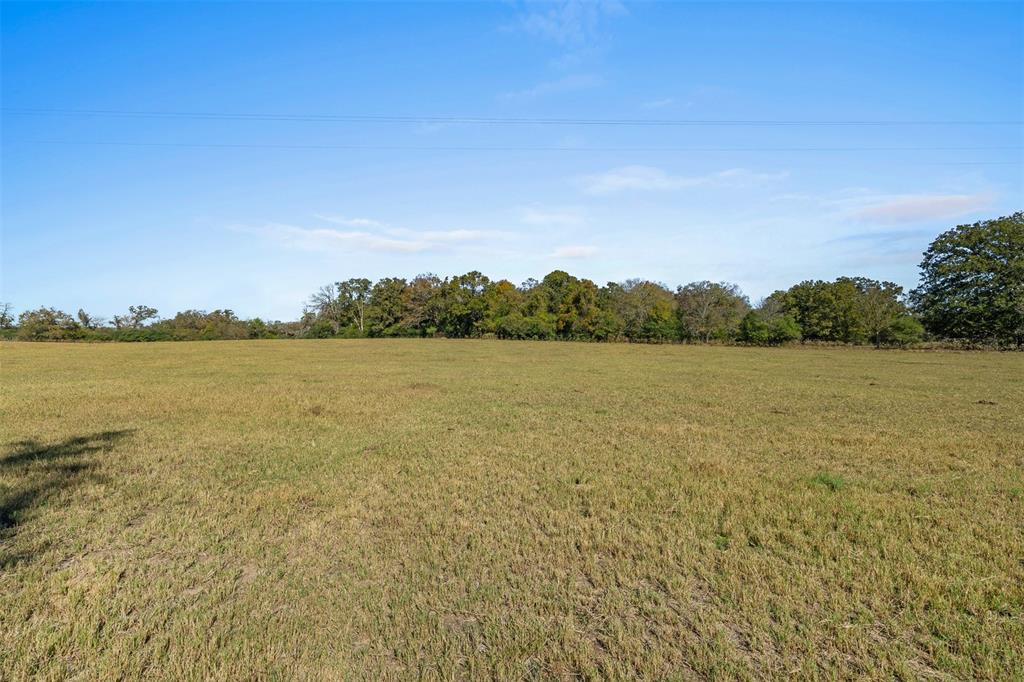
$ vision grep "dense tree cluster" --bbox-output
[296,271,927,346]
[764,277,924,347]
[3,213,1021,347]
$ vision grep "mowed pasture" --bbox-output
[1,340,1022,679]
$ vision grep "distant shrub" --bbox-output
[495,312,556,340]
[304,318,337,339]
[247,318,272,339]
[881,316,925,347]
[112,327,172,342]
[740,310,802,345]
[337,325,368,339]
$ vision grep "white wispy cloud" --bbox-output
[240,224,431,253]
[313,215,387,228]
[499,73,604,100]
[390,228,494,243]
[580,166,788,194]
[515,0,626,46]
[520,206,585,226]
[551,245,598,258]
[769,188,997,228]
[847,193,994,224]
[233,221,496,255]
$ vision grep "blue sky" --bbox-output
[2,1,1021,321]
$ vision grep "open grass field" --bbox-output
[1,340,1022,679]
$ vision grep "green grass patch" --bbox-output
[811,471,847,492]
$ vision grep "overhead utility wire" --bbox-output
[21,140,1024,153]
[4,107,1023,127]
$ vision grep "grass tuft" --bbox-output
[811,471,847,492]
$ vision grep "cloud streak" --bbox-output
[313,215,386,228]
[234,221,497,254]
[848,193,994,224]
[580,166,788,194]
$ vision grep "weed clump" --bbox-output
[811,471,846,492]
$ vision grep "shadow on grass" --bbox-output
[0,430,134,532]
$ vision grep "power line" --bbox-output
[4,107,1023,127]
[20,139,1024,153]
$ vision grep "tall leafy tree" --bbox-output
[367,277,409,336]
[911,212,1024,346]
[307,278,373,335]
[606,280,678,342]
[482,280,524,336]
[337,278,373,334]
[402,274,444,336]
[848,278,908,348]
[439,271,491,337]
[675,281,750,342]
[776,281,848,341]
[829,278,869,344]
[535,271,604,339]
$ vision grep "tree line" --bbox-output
[4,212,1021,348]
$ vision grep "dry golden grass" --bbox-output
[1,340,1022,679]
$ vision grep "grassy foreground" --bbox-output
[1,340,1022,679]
